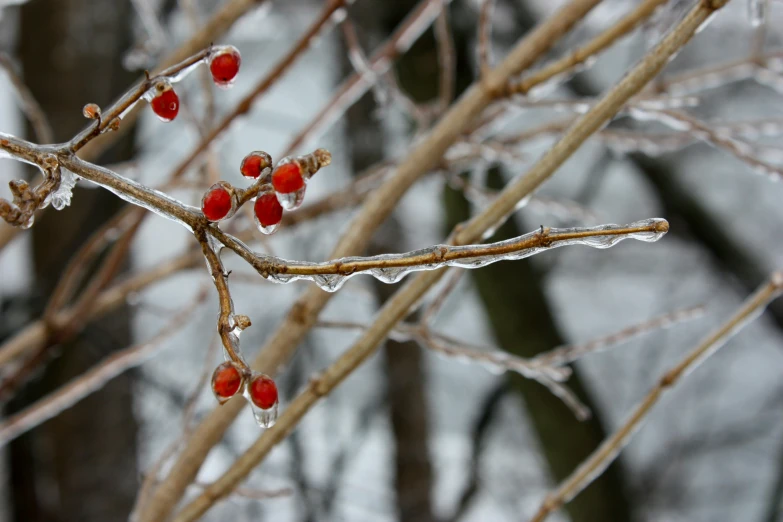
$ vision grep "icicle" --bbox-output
[50,169,79,211]
[275,186,306,211]
[256,219,669,292]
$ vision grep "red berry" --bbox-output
[254,193,283,228]
[211,362,243,400]
[249,374,278,410]
[240,151,271,179]
[210,49,241,86]
[150,87,179,122]
[202,183,234,221]
[271,163,305,194]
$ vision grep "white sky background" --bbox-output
[1,0,783,521]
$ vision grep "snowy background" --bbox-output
[1,0,783,521]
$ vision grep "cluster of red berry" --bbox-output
[211,361,278,411]
[201,152,313,234]
[144,45,329,421]
[146,44,324,236]
[150,46,241,122]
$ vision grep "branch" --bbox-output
[626,108,783,180]
[225,219,669,291]
[0,52,54,143]
[0,288,207,447]
[76,0,271,161]
[0,251,201,368]
[531,305,706,367]
[164,1,729,519]
[143,1,606,519]
[170,215,668,519]
[504,0,670,97]
[527,271,783,522]
[477,0,495,79]
[168,0,347,180]
[434,6,455,112]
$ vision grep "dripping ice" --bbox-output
[49,168,79,210]
[259,219,669,292]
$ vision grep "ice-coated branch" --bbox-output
[319,303,706,422]
[317,319,586,418]
[0,152,61,228]
[531,305,706,367]
[198,230,247,369]
[0,288,207,447]
[76,0,272,162]
[218,219,669,292]
[0,42,229,229]
[626,108,783,180]
[504,0,670,97]
[162,1,728,519]
[528,271,783,522]
[69,46,216,153]
[148,0,608,518]
[169,0,348,180]
[658,51,783,96]
[283,0,454,155]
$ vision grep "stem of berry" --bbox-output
[197,229,248,370]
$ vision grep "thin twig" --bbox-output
[477,0,495,80]
[0,53,54,143]
[434,5,455,113]
[168,0,347,180]
[528,271,783,522]
[77,0,271,161]
[165,3,728,519]
[505,0,670,96]
[144,1,605,519]
[0,288,208,447]
[0,251,202,368]
[218,219,669,290]
[532,305,706,367]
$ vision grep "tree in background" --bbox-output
[1,0,782,521]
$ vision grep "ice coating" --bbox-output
[49,169,79,210]
[59,155,200,231]
[255,219,669,292]
[275,186,306,211]
[248,400,278,429]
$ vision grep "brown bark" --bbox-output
[9,1,139,520]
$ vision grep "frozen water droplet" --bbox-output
[250,401,278,428]
[21,214,34,229]
[313,273,347,292]
[213,79,236,90]
[257,222,279,235]
[50,169,79,210]
[275,187,306,211]
[243,372,279,428]
[370,266,407,284]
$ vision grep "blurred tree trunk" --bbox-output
[443,171,633,522]
[8,1,139,521]
[347,0,436,522]
[344,3,437,519]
